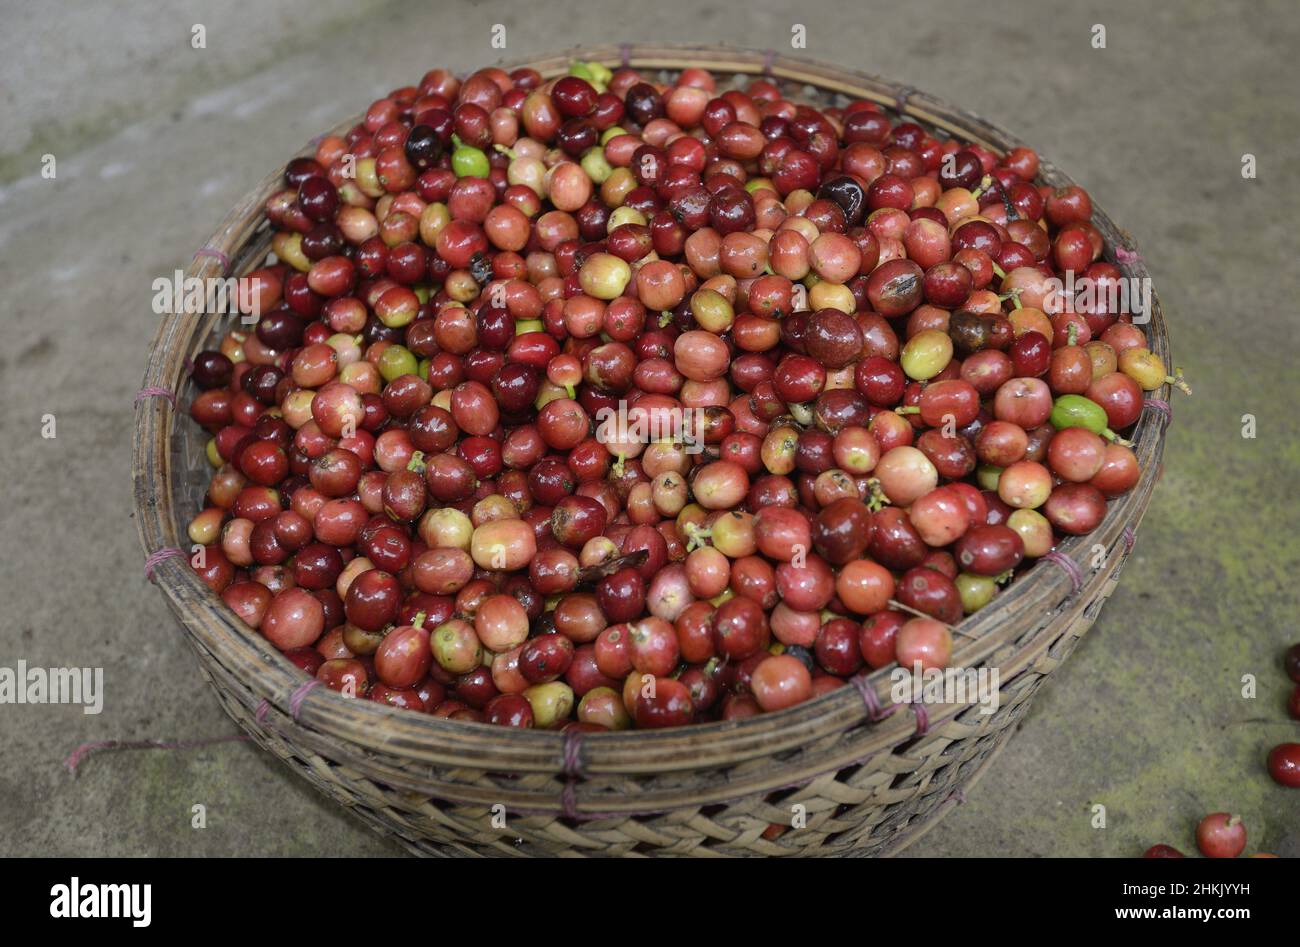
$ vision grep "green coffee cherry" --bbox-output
[568,60,595,82]
[1050,394,1131,444]
[607,205,647,229]
[524,681,575,728]
[450,136,490,178]
[691,289,734,332]
[377,344,417,382]
[568,59,610,91]
[580,147,613,184]
[957,573,998,613]
[900,329,953,380]
[1007,508,1052,558]
[976,464,1003,492]
[578,253,631,300]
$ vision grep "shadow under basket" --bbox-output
[134,45,1170,857]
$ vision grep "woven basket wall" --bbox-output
[134,46,1170,857]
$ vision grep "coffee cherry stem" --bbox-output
[1169,367,1193,395]
[406,450,426,473]
[990,261,1007,280]
[412,611,427,630]
[887,598,977,639]
[864,477,888,512]
[1101,428,1134,448]
[683,521,712,552]
[970,175,994,199]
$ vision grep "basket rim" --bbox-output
[133,44,1171,774]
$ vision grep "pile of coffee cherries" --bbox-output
[183,59,1182,731]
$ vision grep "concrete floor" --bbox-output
[1,0,1297,857]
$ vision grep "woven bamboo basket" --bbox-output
[134,45,1171,857]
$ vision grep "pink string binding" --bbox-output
[851,673,896,722]
[1115,246,1143,266]
[895,86,916,114]
[1042,550,1083,595]
[134,386,177,409]
[144,546,186,580]
[560,729,585,819]
[256,680,320,725]
[761,49,776,77]
[288,679,320,719]
[618,44,631,68]
[850,675,926,736]
[64,735,250,777]
[1144,398,1172,425]
[1122,525,1137,554]
[193,247,231,271]
[911,703,929,737]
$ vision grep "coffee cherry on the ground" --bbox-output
[1141,844,1184,858]
[1267,743,1300,788]
[1195,812,1247,858]
[1286,643,1300,684]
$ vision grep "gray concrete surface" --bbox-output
[1,0,1297,857]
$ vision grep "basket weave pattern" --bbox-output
[135,46,1169,857]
